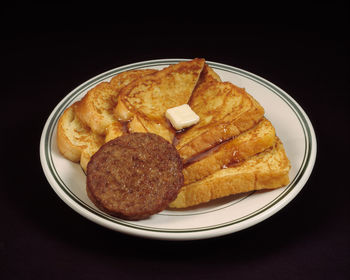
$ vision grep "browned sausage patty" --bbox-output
[86,133,184,220]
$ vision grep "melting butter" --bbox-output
[165,104,200,130]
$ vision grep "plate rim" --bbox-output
[40,58,317,240]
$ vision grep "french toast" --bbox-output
[114,58,205,142]
[74,82,119,136]
[57,69,157,171]
[169,137,290,208]
[56,59,291,214]
[176,68,265,161]
[183,117,276,184]
[57,102,104,172]
[75,69,157,137]
[109,69,158,92]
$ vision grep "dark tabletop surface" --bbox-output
[1,21,349,280]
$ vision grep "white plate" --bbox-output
[40,59,317,240]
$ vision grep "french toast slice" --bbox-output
[74,82,119,136]
[80,142,102,173]
[109,69,158,92]
[57,102,104,171]
[183,117,276,184]
[169,137,291,208]
[176,72,265,161]
[114,58,206,142]
[75,69,157,136]
[105,122,124,143]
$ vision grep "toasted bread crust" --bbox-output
[169,138,290,208]
[203,64,221,82]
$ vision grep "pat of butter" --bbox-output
[165,104,200,130]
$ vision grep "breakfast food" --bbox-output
[175,64,265,161]
[57,69,156,172]
[56,58,291,219]
[86,133,183,220]
[75,69,157,137]
[57,103,104,171]
[75,69,157,139]
[169,138,290,208]
[75,82,119,136]
[182,117,276,185]
[114,58,205,142]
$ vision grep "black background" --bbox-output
[1,10,349,280]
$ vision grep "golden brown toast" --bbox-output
[104,122,124,143]
[58,69,157,171]
[109,69,158,91]
[75,69,157,137]
[169,138,291,208]
[74,82,118,136]
[183,117,276,185]
[114,58,206,142]
[175,69,265,161]
[57,103,104,172]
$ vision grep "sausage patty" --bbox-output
[86,133,184,220]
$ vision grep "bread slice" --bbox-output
[75,69,156,136]
[80,141,103,173]
[74,82,118,136]
[109,69,157,91]
[114,58,206,142]
[169,138,290,208]
[57,102,104,171]
[183,117,276,184]
[105,122,124,143]
[176,71,265,161]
